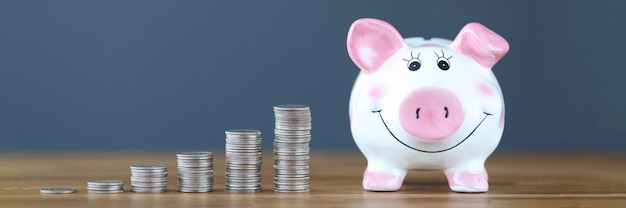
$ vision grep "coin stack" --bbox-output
[130,164,168,193]
[87,180,124,194]
[177,152,214,192]
[273,104,312,193]
[225,129,263,193]
[40,187,76,194]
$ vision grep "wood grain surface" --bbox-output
[0,152,625,208]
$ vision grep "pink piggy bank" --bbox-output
[347,18,509,193]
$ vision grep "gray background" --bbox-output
[1,1,624,152]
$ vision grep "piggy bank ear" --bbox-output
[347,18,404,74]
[452,22,509,68]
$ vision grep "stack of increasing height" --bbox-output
[177,152,214,192]
[273,104,312,193]
[130,164,167,193]
[225,129,263,193]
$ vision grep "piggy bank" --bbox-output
[347,18,509,192]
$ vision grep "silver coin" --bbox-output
[274,183,310,188]
[178,172,214,176]
[87,183,124,187]
[178,158,212,162]
[130,187,167,193]
[88,187,124,191]
[225,185,262,189]
[273,146,310,151]
[178,173,213,177]
[273,180,310,184]
[87,180,123,185]
[274,170,310,175]
[130,182,167,187]
[225,172,259,176]
[225,175,261,179]
[40,187,76,194]
[130,171,168,176]
[273,165,309,170]
[178,175,213,179]
[274,177,309,182]
[274,189,310,193]
[225,129,262,137]
[274,138,311,143]
[225,137,262,142]
[275,125,311,131]
[131,164,166,169]
[130,178,167,183]
[177,151,212,157]
[178,183,213,186]
[225,153,262,158]
[88,189,125,194]
[178,162,212,166]
[274,155,310,160]
[273,151,310,156]
[274,129,310,135]
[179,179,213,182]
[178,182,213,186]
[274,170,309,174]
[178,165,214,169]
[178,188,212,193]
[274,104,310,111]
[274,142,310,147]
[225,188,260,193]
[274,133,311,139]
[178,180,213,184]
[87,184,124,188]
[274,184,310,188]
[178,170,213,174]
[131,170,168,174]
[225,183,261,188]
[226,161,263,166]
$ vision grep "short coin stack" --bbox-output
[273,104,312,193]
[225,129,263,193]
[130,164,167,193]
[87,180,124,194]
[177,152,214,192]
[40,187,76,194]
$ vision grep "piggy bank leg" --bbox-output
[444,167,489,193]
[362,159,407,191]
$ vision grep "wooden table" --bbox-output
[1,152,625,207]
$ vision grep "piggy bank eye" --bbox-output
[435,50,452,71]
[408,60,421,71]
[437,59,450,70]
[403,52,421,71]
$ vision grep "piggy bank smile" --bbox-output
[374,109,491,153]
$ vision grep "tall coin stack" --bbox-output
[225,129,263,193]
[177,152,214,192]
[273,104,312,193]
[130,164,167,193]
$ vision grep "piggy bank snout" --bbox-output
[399,87,465,141]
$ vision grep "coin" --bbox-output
[88,180,123,186]
[88,189,124,194]
[40,187,76,194]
